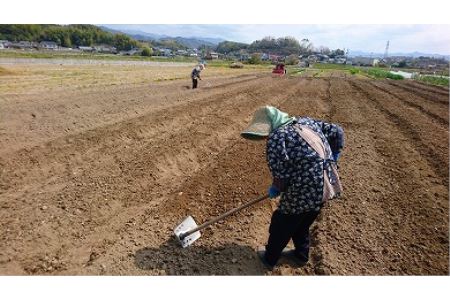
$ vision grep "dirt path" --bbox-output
[0,71,448,275]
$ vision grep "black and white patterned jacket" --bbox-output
[266,117,344,214]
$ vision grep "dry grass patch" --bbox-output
[0,66,16,76]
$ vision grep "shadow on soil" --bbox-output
[135,237,266,275]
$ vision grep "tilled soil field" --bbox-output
[0,65,448,275]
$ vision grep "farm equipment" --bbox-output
[174,194,269,248]
[272,63,286,76]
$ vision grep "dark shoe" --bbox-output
[281,249,308,266]
[256,247,275,271]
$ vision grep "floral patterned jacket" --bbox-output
[266,117,344,214]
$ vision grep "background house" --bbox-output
[119,48,140,56]
[39,41,58,50]
[9,41,37,49]
[176,49,188,56]
[205,51,219,60]
[78,46,94,52]
[93,45,117,54]
[0,40,11,49]
[351,56,379,66]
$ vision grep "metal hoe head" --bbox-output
[173,216,201,248]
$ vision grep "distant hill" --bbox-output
[99,26,170,40]
[100,26,223,49]
[193,37,224,45]
[349,49,450,60]
[132,34,220,49]
[171,37,216,49]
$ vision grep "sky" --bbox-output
[104,24,450,55]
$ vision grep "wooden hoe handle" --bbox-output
[179,194,270,240]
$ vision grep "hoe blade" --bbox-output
[174,216,201,248]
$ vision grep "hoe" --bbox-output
[174,194,269,248]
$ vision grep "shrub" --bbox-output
[417,75,449,86]
[141,47,153,57]
[386,73,404,80]
[248,53,262,64]
[285,54,299,65]
[367,68,403,80]
[230,62,244,68]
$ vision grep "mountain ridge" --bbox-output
[349,49,450,59]
[100,26,224,48]
[100,26,449,58]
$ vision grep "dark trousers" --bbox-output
[265,209,321,266]
[192,78,198,89]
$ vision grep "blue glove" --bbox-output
[332,151,341,162]
[268,185,280,199]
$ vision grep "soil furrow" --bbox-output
[348,79,449,183]
[1,66,448,275]
[399,80,449,97]
[368,81,448,126]
[385,81,448,105]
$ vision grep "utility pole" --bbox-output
[384,40,390,59]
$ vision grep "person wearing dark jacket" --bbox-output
[191,63,205,89]
[241,106,344,270]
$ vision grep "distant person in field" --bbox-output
[191,63,205,89]
[241,106,344,270]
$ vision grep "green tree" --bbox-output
[248,53,262,64]
[216,41,248,53]
[330,49,345,57]
[248,36,301,56]
[155,39,186,50]
[141,47,153,56]
[62,35,72,47]
[113,33,138,51]
[285,54,299,65]
[398,60,407,68]
[276,36,300,55]
[318,46,331,55]
[0,24,142,49]
[0,24,42,41]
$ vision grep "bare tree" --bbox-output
[319,46,331,55]
[300,38,314,55]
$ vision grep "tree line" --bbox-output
[216,36,345,57]
[0,24,139,51]
[1,25,347,58]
